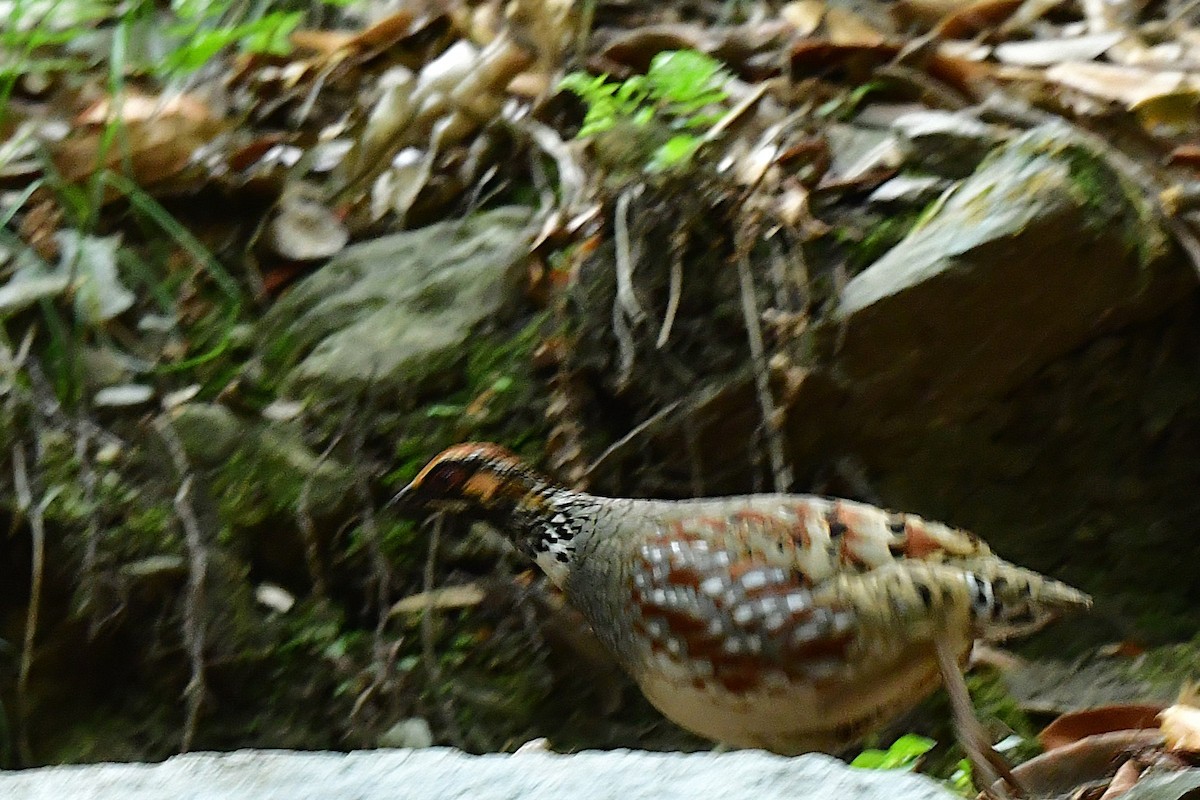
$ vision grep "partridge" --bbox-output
[393,443,1090,770]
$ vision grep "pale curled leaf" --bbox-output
[993,32,1124,66]
[1041,61,1198,107]
[389,584,486,616]
[1160,704,1200,753]
[266,186,348,261]
[94,384,155,407]
[57,230,134,323]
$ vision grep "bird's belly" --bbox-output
[635,641,962,754]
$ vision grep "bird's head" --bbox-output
[390,443,552,521]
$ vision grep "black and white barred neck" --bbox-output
[517,489,596,586]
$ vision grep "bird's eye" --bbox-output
[426,464,467,494]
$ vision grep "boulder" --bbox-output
[261,207,536,401]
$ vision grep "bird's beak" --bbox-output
[386,484,420,515]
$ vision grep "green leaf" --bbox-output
[850,750,889,769]
[645,50,730,107]
[850,734,936,771]
[163,27,237,74]
[950,758,974,796]
[239,12,303,56]
[890,733,937,760]
[648,135,701,172]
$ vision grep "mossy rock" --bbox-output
[259,206,536,404]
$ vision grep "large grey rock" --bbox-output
[260,206,536,399]
[826,122,1187,423]
[0,748,957,800]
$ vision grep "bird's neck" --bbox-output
[505,486,595,587]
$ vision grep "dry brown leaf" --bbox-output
[1040,705,1165,751]
[594,21,792,75]
[345,9,417,55]
[781,0,826,36]
[17,199,63,262]
[1159,704,1200,753]
[507,70,552,98]
[1097,758,1144,800]
[790,39,898,74]
[53,108,223,189]
[77,91,212,126]
[289,28,357,57]
[934,0,1023,39]
[891,0,964,29]
[825,7,887,46]
[1166,146,1200,169]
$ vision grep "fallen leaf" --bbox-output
[1040,704,1166,751]
[1097,758,1144,800]
[1167,145,1200,169]
[1159,704,1200,753]
[1041,61,1196,107]
[934,0,1023,39]
[825,7,888,46]
[93,384,154,407]
[266,184,349,261]
[781,0,826,36]
[53,97,224,190]
[993,32,1124,66]
[389,584,486,616]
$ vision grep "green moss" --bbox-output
[1124,634,1200,693]
[854,214,920,270]
[384,311,553,489]
[209,421,355,529]
[1059,144,1166,270]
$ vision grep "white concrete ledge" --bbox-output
[0,748,957,800]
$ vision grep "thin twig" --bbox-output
[736,243,793,492]
[656,251,683,349]
[296,418,354,601]
[612,291,637,389]
[155,420,208,753]
[614,186,646,323]
[584,399,683,481]
[612,186,648,387]
[420,516,467,749]
[13,443,43,767]
[175,476,207,753]
[74,414,102,635]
